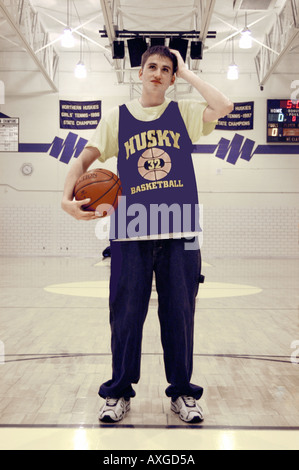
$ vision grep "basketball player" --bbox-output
[62,46,233,423]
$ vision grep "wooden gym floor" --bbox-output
[0,255,298,450]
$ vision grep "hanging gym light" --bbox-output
[227,38,239,80]
[239,13,253,49]
[61,27,75,48]
[61,0,75,48]
[74,61,87,78]
[74,37,87,79]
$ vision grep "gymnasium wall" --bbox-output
[0,52,299,259]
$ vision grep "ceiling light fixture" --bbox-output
[227,38,239,80]
[74,36,87,79]
[227,63,239,80]
[74,61,87,79]
[61,0,75,48]
[239,13,253,49]
[239,27,252,49]
[61,27,75,48]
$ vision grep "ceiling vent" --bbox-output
[234,0,277,10]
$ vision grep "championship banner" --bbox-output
[60,100,101,130]
[216,101,254,131]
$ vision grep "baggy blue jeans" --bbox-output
[98,237,204,401]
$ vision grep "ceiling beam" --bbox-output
[255,0,299,87]
[256,28,299,88]
[200,0,217,44]
[100,0,124,84]
[0,0,58,92]
[34,12,106,54]
[207,13,278,53]
[190,0,216,78]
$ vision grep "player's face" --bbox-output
[139,55,176,94]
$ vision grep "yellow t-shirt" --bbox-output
[86,98,216,162]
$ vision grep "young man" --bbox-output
[62,46,233,423]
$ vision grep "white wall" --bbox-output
[0,58,298,259]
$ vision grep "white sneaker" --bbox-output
[171,396,204,423]
[99,397,130,423]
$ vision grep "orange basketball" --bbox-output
[74,169,122,217]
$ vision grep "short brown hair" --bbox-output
[141,46,178,74]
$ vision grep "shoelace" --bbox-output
[182,396,196,407]
[106,397,119,406]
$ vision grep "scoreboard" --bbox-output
[267,99,299,143]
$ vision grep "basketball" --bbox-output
[138,147,172,181]
[74,168,122,216]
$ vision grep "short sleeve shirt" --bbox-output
[86,98,216,162]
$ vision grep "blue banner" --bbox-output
[60,100,101,130]
[215,101,254,131]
